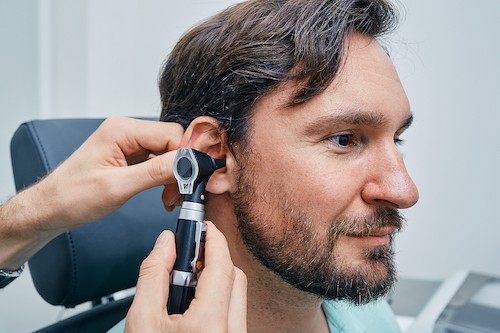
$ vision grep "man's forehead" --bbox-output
[247,33,409,132]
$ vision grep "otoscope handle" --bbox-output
[168,284,196,314]
[167,147,225,314]
[167,190,207,314]
[168,219,206,314]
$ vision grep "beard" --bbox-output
[230,158,405,305]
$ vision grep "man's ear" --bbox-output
[181,116,237,194]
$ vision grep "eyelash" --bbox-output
[326,134,406,149]
[326,134,358,149]
[394,138,405,146]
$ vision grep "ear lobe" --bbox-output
[181,116,237,194]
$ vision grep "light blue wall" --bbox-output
[392,0,500,280]
[0,0,39,201]
[0,2,55,332]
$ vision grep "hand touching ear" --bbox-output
[0,117,184,270]
[37,116,184,227]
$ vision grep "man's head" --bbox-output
[160,0,419,305]
[159,0,398,151]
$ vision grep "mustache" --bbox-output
[329,208,405,238]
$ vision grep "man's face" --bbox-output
[230,33,419,304]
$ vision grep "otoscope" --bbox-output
[167,148,226,314]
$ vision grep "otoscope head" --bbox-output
[173,148,226,195]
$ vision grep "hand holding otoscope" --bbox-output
[168,148,226,314]
[125,147,247,332]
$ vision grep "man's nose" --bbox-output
[361,145,419,209]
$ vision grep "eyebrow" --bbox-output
[303,109,414,136]
[398,113,414,132]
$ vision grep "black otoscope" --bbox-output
[167,148,226,314]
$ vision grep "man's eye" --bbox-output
[328,134,352,147]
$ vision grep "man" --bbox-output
[153,0,419,331]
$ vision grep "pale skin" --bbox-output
[178,33,419,332]
[0,117,183,271]
[1,32,417,332]
[0,116,247,332]
[125,224,247,333]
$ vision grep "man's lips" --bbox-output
[344,226,395,246]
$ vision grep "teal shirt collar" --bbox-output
[108,300,401,333]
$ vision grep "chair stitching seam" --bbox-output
[28,122,52,172]
[65,231,78,306]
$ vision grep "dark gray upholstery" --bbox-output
[10,118,178,332]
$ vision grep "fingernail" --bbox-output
[154,231,169,248]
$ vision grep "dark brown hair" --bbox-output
[159,0,398,149]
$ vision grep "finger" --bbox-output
[228,268,248,333]
[95,117,184,156]
[191,222,235,322]
[119,150,179,195]
[128,231,176,318]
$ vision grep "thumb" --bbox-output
[127,231,176,320]
[119,150,178,196]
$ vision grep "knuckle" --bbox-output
[147,157,169,183]
[103,115,125,126]
[164,123,184,149]
[172,123,185,137]
[220,263,236,284]
[138,259,165,278]
[99,116,118,131]
[95,116,127,141]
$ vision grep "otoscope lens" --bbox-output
[177,157,193,180]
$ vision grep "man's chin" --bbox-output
[320,249,397,304]
[238,223,397,304]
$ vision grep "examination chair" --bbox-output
[10,118,178,333]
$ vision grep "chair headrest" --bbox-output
[10,119,177,307]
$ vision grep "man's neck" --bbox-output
[206,195,330,333]
[244,257,330,333]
